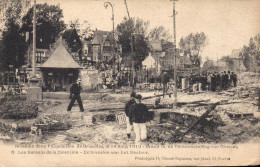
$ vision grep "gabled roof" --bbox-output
[41,43,82,69]
[91,35,101,45]
[91,30,112,45]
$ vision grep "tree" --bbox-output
[116,17,149,69]
[148,26,172,41]
[0,0,31,35]
[240,34,260,71]
[21,3,66,49]
[68,19,94,41]
[133,34,149,68]
[117,17,135,53]
[179,32,207,67]
[1,21,27,70]
[0,0,30,71]
[62,28,82,60]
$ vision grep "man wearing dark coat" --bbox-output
[223,71,228,90]
[130,94,149,143]
[162,72,169,96]
[232,72,237,87]
[67,78,84,112]
[211,74,217,92]
[124,92,136,139]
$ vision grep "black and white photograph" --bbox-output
[0,0,259,166]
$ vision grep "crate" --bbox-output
[116,114,126,125]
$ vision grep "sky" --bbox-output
[37,0,260,61]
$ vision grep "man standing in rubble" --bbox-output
[223,71,228,90]
[130,94,149,143]
[124,92,136,139]
[162,71,169,97]
[67,78,84,112]
[232,72,237,87]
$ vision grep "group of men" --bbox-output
[187,71,238,92]
[66,79,150,144]
[125,92,149,143]
[206,71,238,91]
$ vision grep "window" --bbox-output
[93,46,99,53]
[84,44,89,55]
[36,52,44,63]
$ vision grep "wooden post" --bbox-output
[132,60,135,91]
[27,0,42,102]
[170,0,178,108]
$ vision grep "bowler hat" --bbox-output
[136,94,142,100]
[130,92,136,98]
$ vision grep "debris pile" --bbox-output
[34,114,72,131]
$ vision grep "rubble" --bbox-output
[0,82,259,145]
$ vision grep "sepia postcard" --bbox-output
[0,0,260,166]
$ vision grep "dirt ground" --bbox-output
[1,81,260,145]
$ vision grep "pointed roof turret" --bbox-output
[41,43,82,69]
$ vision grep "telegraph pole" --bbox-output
[123,0,135,91]
[170,0,178,108]
[124,0,131,20]
[131,33,135,92]
[32,0,36,77]
[27,0,42,102]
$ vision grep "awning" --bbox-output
[41,43,82,69]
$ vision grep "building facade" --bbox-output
[82,29,122,63]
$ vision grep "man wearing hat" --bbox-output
[124,92,136,139]
[67,78,84,112]
[129,94,149,143]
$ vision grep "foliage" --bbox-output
[0,95,38,119]
[68,19,94,41]
[116,17,149,69]
[179,32,208,67]
[133,34,149,69]
[148,26,172,41]
[0,21,27,70]
[239,34,260,72]
[0,0,31,71]
[117,17,135,53]
[0,0,31,34]
[21,3,66,49]
[62,29,82,53]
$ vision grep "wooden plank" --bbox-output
[142,93,174,100]
[174,102,220,141]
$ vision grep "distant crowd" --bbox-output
[184,71,238,92]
